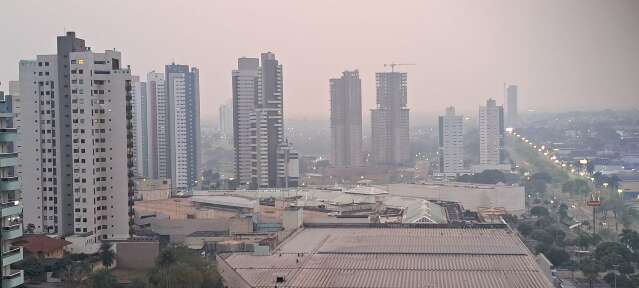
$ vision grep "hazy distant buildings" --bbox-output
[18,32,132,248]
[330,70,362,167]
[479,99,505,165]
[232,53,299,188]
[371,72,410,165]
[505,84,518,128]
[438,107,464,175]
[218,101,233,138]
[165,63,200,194]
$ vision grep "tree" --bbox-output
[87,269,120,288]
[544,246,570,266]
[562,179,591,197]
[620,229,639,251]
[99,242,115,268]
[129,278,147,288]
[558,204,569,221]
[545,225,566,245]
[530,206,550,217]
[148,245,223,288]
[579,257,603,288]
[15,253,46,282]
[531,229,554,245]
[61,260,91,288]
[576,233,593,250]
[517,222,533,237]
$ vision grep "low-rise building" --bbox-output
[217,223,553,288]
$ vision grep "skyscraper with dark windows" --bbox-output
[371,71,410,165]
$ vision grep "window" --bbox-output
[77,59,85,65]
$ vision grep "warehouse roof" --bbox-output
[218,224,553,288]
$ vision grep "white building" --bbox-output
[165,64,200,194]
[438,107,464,175]
[131,76,149,177]
[146,71,166,180]
[330,70,362,167]
[18,32,132,252]
[371,72,410,165]
[232,53,299,188]
[479,98,505,166]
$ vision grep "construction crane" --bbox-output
[383,63,415,72]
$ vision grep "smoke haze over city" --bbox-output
[2,0,638,122]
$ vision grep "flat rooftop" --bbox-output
[218,224,553,288]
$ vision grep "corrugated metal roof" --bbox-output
[220,227,553,288]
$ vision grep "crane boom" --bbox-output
[383,63,415,72]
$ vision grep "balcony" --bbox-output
[1,201,21,217]
[0,176,19,191]
[1,270,24,288]
[1,247,23,266]
[0,152,17,167]
[2,224,22,240]
[0,128,17,142]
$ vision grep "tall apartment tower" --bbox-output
[165,64,200,194]
[18,32,132,250]
[218,101,233,135]
[438,107,464,175]
[371,72,410,165]
[479,98,505,165]
[232,53,299,189]
[0,91,24,288]
[131,76,149,177]
[505,84,518,128]
[146,71,166,179]
[330,70,362,167]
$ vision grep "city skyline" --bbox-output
[2,0,639,121]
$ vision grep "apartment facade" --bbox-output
[146,71,166,180]
[330,70,362,167]
[18,32,132,252]
[232,53,299,189]
[371,72,410,165]
[165,64,200,194]
[479,98,505,165]
[438,107,464,175]
[0,91,24,288]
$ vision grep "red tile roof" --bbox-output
[18,234,71,254]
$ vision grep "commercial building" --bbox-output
[505,84,519,128]
[330,70,362,167]
[371,72,410,165]
[479,98,505,166]
[166,63,200,194]
[0,91,24,288]
[232,53,299,189]
[18,32,132,251]
[438,106,465,175]
[217,224,554,288]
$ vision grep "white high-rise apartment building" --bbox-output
[232,53,299,189]
[146,71,166,180]
[479,98,505,165]
[330,70,362,167]
[18,32,132,251]
[131,76,149,177]
[371,72,410,165]
[165,64,200,194]
[438,107,464,175]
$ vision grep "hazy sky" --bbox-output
[2,0,638,122]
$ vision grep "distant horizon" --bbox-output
[3,0,639,119]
